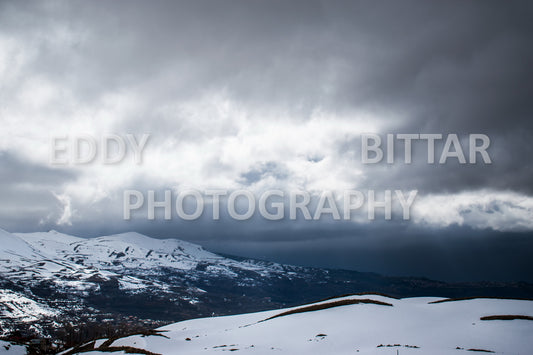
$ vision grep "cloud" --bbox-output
[0,0,531,225]
[1,0,533,280]
[413,191,533,231]
[0,151,77,231]
[52,192,74,226]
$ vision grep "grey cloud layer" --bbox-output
[1,0,532,280]
[3,0,531,192]
[0,151,77,231]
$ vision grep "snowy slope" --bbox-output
[0,228,38,259]
[2,228,532,349]
[14,231,275,274]
[1,230,116,292]
[0,340,25,355]
[0,289,58,323]
[0,229,300,339]
[64,294,533,355]
[0,229,289,296]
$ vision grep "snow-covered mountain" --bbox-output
[7,230,286,294]
[0,228,532,353]
[0,228,298,344]
[0,228,38,260]
[62,294,533,355]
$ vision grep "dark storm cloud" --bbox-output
[55,216,533,283]
[3,0,526,194]
[0,151,77,231]
[341,133,533,195]
[199,226,533,283]
[0,0,332,110]
[0,151,74,184]
[2,0,533,281]
[314,1,533,194]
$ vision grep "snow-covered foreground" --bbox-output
[0,340,25,354]
[65,294,533,355]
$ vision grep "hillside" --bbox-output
[0,228,532,352]
[61,294,533,355]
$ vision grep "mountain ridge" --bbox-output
[0,229,532,352]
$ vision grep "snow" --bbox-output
[2,228,532,354]
[14,230,230,272]
[0,289,58,322]
[118,275,152,291]
[15,230,84,257]
[0,341,26,354]
[0,227,293,334]
[8,230,286,282]
[16,230,84,244]
[0,228,36,259]
[101,232,219,260]
[69,294,533,355]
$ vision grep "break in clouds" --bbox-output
[1,0,533,281]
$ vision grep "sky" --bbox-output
[1,0,532,282]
